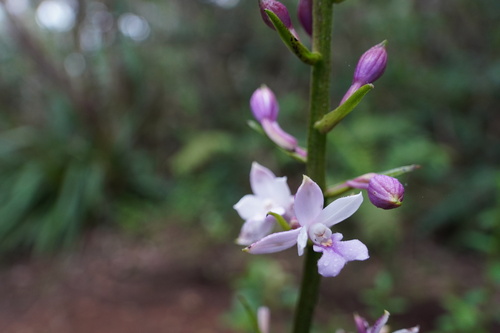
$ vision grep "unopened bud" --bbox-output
[250,85,279,122]
[367,175,404,209]
[353,41,388,85]
[259,0,293,30]
[297,0,312,36]
[261,119,298,151]
[340,42,388,104]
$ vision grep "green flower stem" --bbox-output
[292,1,334,333]
[265,10,322,65]
[314,84,374,134]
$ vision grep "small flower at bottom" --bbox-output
[354,311,419,333]
[245,175,368,277]
[234,162,293,245]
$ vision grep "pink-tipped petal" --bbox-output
[315,192,363,227]
[294,176,324,227]
[245,228,301,254]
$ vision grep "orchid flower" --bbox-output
[245,175,369,277]
[354,311,419,333]
[234,162,294,245]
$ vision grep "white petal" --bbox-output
[316,192,363,227]
[245,228,301,254]
[294,176,324,227]
[269,177,293,208]
[236,217,275,246]
[297,226,308,256]
[234,194,266,220]
[250,162,278,198]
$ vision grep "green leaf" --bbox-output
[314,84,374,133]
[237,295,262,333]
[265,10,321,65]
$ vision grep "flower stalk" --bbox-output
[293,0,334,332]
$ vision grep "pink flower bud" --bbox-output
[367,175,404,210]
[250,85,279,122]
[259,0,293,30]
[297,0,312,36]
[353,41,388,85]
[339,42,388,104]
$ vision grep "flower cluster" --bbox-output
[235,163,369,277]
[233,162,293,245]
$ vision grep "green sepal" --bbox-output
[237,295,262,333]
[247,120,307,163]
[325,164,421,198]
[265,10,321,65]
[267,211,291,231]
[314,83,374,134]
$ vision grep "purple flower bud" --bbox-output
[259,0,293,30]
[250,85,279,122]
[353,41,388,85]
[367,175,404,210]
[297,0,312,36]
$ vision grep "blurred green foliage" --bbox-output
[0,0,498,330]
